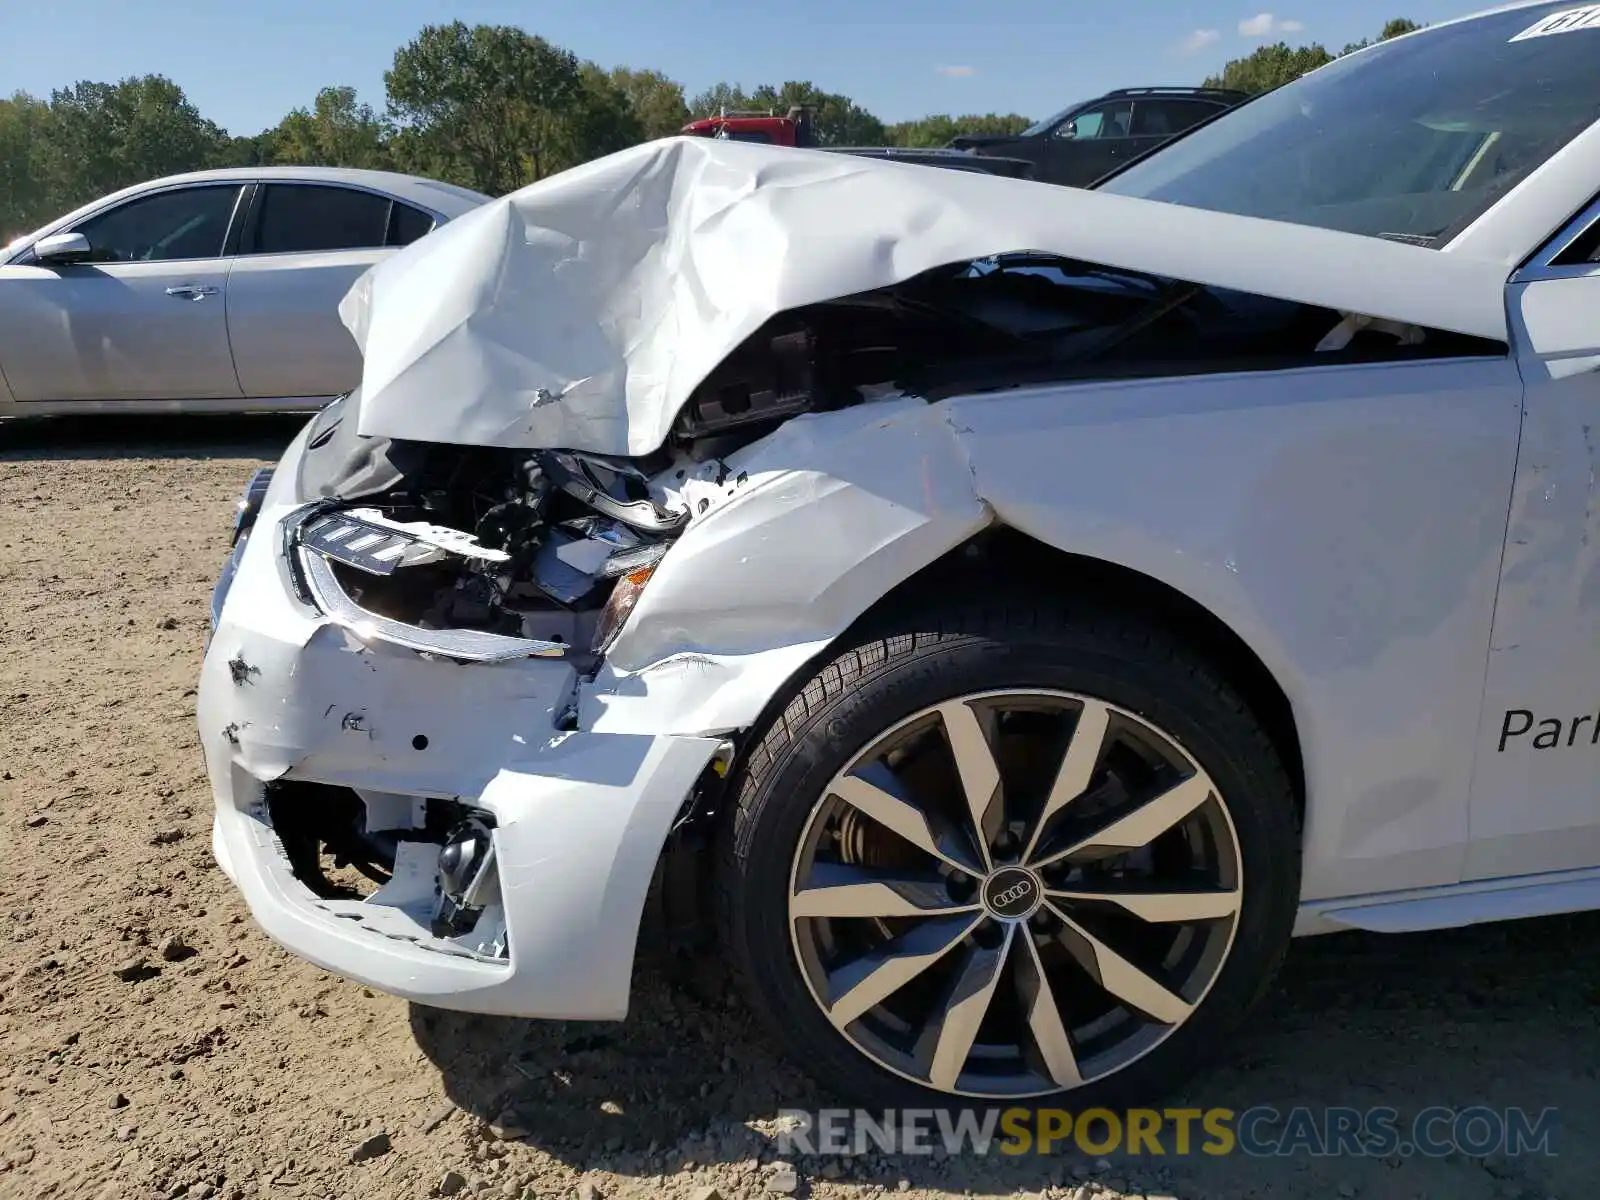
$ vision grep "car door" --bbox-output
[1465,197,1600,880]
[0,183,245,403]
[1044,100,1135,186]
[223,181,438,399]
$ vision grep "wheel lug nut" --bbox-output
[974,921,1005,948]
[946,871,976,901]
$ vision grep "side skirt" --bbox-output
[1292,865,1600,936]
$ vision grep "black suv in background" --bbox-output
[950,86,1250,187]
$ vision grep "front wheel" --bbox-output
[716,598,1300,1108]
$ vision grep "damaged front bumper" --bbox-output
[198,427,721,1019]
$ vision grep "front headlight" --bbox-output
[231,468,276,546]
[590,566,656,655]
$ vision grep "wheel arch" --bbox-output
[688,521,1308,824]
[642,520,1307,962]
[835,525,1307,814]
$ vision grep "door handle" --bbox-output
[166,284,219,301]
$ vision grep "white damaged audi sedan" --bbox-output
[199,1,1600,1107]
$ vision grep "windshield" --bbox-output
[1098,2,1600,246]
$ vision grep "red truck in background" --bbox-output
[680,106,817,147]
[679,105,1037,179]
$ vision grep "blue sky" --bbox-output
[1,0,1474,135]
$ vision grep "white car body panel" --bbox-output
[1462,254,1600,879]
[341,136,1514,458]
[204,346,1530,1015]
[624,398,991,664]
[955,361,1527,901]
[591,358,1525,903]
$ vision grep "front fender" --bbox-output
[950,360,1522,901]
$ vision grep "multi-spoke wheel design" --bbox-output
[786,690,1243,1099]
[719,603,1298,1108]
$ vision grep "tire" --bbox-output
[715,593,1300,1110]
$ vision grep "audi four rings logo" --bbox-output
[993,879,1035,907]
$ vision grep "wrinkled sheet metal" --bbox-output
[341,136,1511,458]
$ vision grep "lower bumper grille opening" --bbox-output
[267,781,420,899]
[263,781,508,958]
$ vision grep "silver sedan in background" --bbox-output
[0,167,490,417]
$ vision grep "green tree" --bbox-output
[609,67,689,140]
[1203,41,1336,92]
[1205,17,1424,93]
[44,76,228,210]
[3,15,1442,222]
[688,81,756,118]
[270,86,391,168]
[1340,18,1422,55]
[551,63,645,173]
[213,129,280,169]
[0,92,54,235]
[1380,17,1422,38]
[385,22,582,193]
[887,112,1031,148]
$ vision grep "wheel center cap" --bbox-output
[981,866,1043,921]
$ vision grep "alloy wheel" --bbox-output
[786,689,1243,1099]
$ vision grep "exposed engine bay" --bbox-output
[294,252,1504,671]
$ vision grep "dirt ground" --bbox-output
[1,414,1596,1200]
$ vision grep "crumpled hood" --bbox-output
[340,135,1510,457]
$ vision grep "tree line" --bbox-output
[1203,17,1421,92]
[1,17,1420,238]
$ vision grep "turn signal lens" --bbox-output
[591,566,656,655]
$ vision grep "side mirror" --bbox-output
[1059,121,1079,140]
[34,231,92,264]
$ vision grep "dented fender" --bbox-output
[581,398,990,734]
